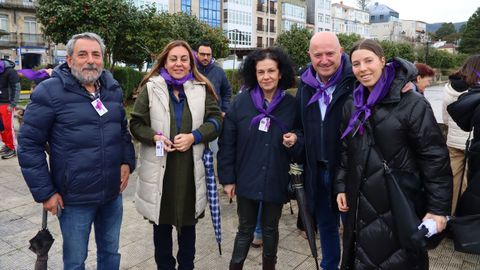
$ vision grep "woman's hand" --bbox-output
[223,184,236,199]
[283,132,297,148]
[337,193,349,212]
[423,213,448,233]
[173,133,195,152]
[153,134,175,152]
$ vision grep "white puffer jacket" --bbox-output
[134,75,207,224]
[443,82,470,149]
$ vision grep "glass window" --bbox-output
[0,14,8,31]
[199,0,220,27]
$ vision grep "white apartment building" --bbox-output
[132,0,169,12]
[280,1,306,32]
[331,2,369,37]
[314,0,332,32]
[367,2,403,41]
[223,0,253,48]
[400,19,428,44]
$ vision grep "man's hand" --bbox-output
[423,213,448,233]
[120,164,130,193]
[43,193,64,216]
[336,193,349,212]
[173,133,195,152]
[283,132,297,148]
[223,184,236,199]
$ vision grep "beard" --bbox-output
[71,62,103,85]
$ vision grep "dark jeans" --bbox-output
[153,224,196,270]
[231,196,283,263]
[315,169,340,270]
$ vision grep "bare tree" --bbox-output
[357,0,371,11]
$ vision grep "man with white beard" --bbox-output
[18,32,136,270]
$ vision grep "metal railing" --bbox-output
[20,33,45,46]
[0,0,37,9]
[0,32,17,48]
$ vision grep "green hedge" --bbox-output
[19,76,33,90]
[224,69,242,96]
[112,66,145,101]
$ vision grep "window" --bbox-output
[182,0,191,14]
[318,14,324,22]
[257,36,263,47]
[325,15,330,24]
[199,0,221,27]
[0,15,8,41]
[379,15,384,20]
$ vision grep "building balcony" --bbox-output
[20,33,45,47]
[0,0,37,10]
[0,32,17,48]
[256,4,276,14]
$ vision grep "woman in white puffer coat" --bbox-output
[443,73,470,213]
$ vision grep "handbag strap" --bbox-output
[455,130,473,214]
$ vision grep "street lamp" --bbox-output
[225,29,240,82]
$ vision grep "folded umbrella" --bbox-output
[29,208,55,270]
[202,148,222,255]
[289,163,319,270]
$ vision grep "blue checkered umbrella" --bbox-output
[202,148,222,255]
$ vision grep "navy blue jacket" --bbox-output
[18,63,136,205]
[197,62,232,112]
[293,57,356,213]
[218,90,298,204]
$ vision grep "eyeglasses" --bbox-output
[198,53,212,57]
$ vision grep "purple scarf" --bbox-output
[476,69,480,83]
[18,69,50,80]
[0,61,4,74]
[341,60,398,139]
[159,68,194,87]
[249,85,287,132]
[301,54,345,107]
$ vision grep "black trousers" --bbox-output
[231,196,283,263]
[153,224,196,270]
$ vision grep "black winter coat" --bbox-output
[218,90,298,204]
[447,85,480,215]
[334,58,452,270]
[293,56,356,214]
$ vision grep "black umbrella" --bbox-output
[289,163,319,270]
[29,208,55,270]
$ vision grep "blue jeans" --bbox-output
[315,169,340,270]
[59,195,123,270]
[254,202,263,239]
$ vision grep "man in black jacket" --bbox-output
[285,31,356,270]
[0,58,20,159]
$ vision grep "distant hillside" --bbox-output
[427,22,466,33]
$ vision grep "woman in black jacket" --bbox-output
[335,39,452,270]
[446,54,480,216]
[218,47,297,270]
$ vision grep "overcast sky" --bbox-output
[335,0,479,24]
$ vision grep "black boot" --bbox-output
[229,260,244,270]
[262,256,276,270]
